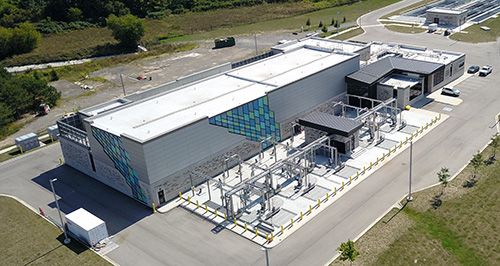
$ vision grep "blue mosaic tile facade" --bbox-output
[209,96,280,147]
[91,127,147,203]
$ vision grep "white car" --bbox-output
[479,65,492,76]
[442,87,460,96]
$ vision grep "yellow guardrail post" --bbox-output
[281,225,284,235]
[326,193,329,200]
[400,140,403,148]
[188,196,191,204]
[152,203,156,212]
[370,161,372,169]
[256,227,259,236]
[179,192,182,199]
[291,218,293,227]
[205,204,208,213]
[271,232,274,241]
[376,157,379,165]
[363,166,366,173]
[357,171,359,179]
[335,187,337,195]
[196,200,199,208]
[215,209,217,217]
[266,233,269,242]
[225,213,227,221]
[20,146,23,154]
[234,217,237,227]
[309,205,312,213]
[350,176,352,184]
[300,211,303,220]
[245,222,247,232]
[394,144,397,152]
[388,148,391,156]
[342,182,344,190]
[318,198,321,207]
[382,153,385,160]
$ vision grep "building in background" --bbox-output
[426,7,467,26]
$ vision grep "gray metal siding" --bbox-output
[142,118,245,184]
[269,55,359,122]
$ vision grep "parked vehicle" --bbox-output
[38,103,50,115]
[442,87,460,96]
[467,65,480,74]
[214,37,235,48]
[479,65,492,76]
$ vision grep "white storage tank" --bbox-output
[15,132,40,152]
[47,125,59,140]
[66,208,108,247]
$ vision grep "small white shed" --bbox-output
[66,208,108,247]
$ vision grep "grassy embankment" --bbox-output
[0,196,110,265]
[330,137,500,265]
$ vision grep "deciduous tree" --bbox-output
[337,239,360,266]
[437,167,449,193]
[106,14,145,49]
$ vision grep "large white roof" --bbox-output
[90,47,355,142]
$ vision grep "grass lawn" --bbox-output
[384,25,427,34]
[450,16,500,43]
[329,27,365,40]
[0,196,110,265]
[1,0,401,67]
[330,138,500,265]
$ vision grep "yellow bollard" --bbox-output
[179,192,182,199]
[363,166,366,173]
[301,211,303,220]
[245,222,247,232]
[59,157,62,164]
[406,136,408,142]
[335,187,337,195]
[215,209,217,217]
[50,136,54,142]
[370,161,372,169]
[72,108,75,112]
[196,200,199,208]
[234,217,237,227]
[188,196,191,204]
[205,204,208,213]
[65,110,67,114]
[350,176,352,184]
[266,233,269,242]
[400,140,403,148]
[309,205,312,213]
[376,157,379,165]
[411,133,413,139]
[20,146,23,154]
[318,198,321,207]
[152,203,156,212]
[382,153,385,160]
[256,227,259,236]
[426,123,428,129]
[439,113,441,120]
[357,171,359,179]
[342,182,344,190]
[395,144,397,151]
[281,225,284,235]
[271,232,274,241]
[225,213,227,221]
[388,149,391,156]
[326,193,329,200]
[291,218,294,227]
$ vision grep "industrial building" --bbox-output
[425,7,467,26]
[57,38,465,208]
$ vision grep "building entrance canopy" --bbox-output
[298,112,363,137]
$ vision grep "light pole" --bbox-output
[407,141,413,202]
[261,247,270,266]
[50,178,71,244]
[337,11,340,35]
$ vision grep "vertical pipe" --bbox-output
[408,141,413,201]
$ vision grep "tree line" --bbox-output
[0,66,61,135]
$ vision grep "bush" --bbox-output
[0,22,40,60]
[34,19,96,34]
[106,14,145,49]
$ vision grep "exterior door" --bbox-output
[158,189,165,204]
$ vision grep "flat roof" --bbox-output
[380,75,421,88]
[274,37,368,55]
[299,112,363,137]
[370,42,463,65]
[89,47,356,142]
[66,208,104,230]
[427,7,466,15]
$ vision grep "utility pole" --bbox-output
[337,11,340,35]
[50,178,71,244]
[120,73,126,96]
[407,141,413,202]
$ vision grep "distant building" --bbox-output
[426,7,467,26]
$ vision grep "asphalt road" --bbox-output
[1,1,500,265]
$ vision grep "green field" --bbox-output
[0,0,400,67]
[450,16,500,43]
[0,196,110,265]
[331,138,500,265]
